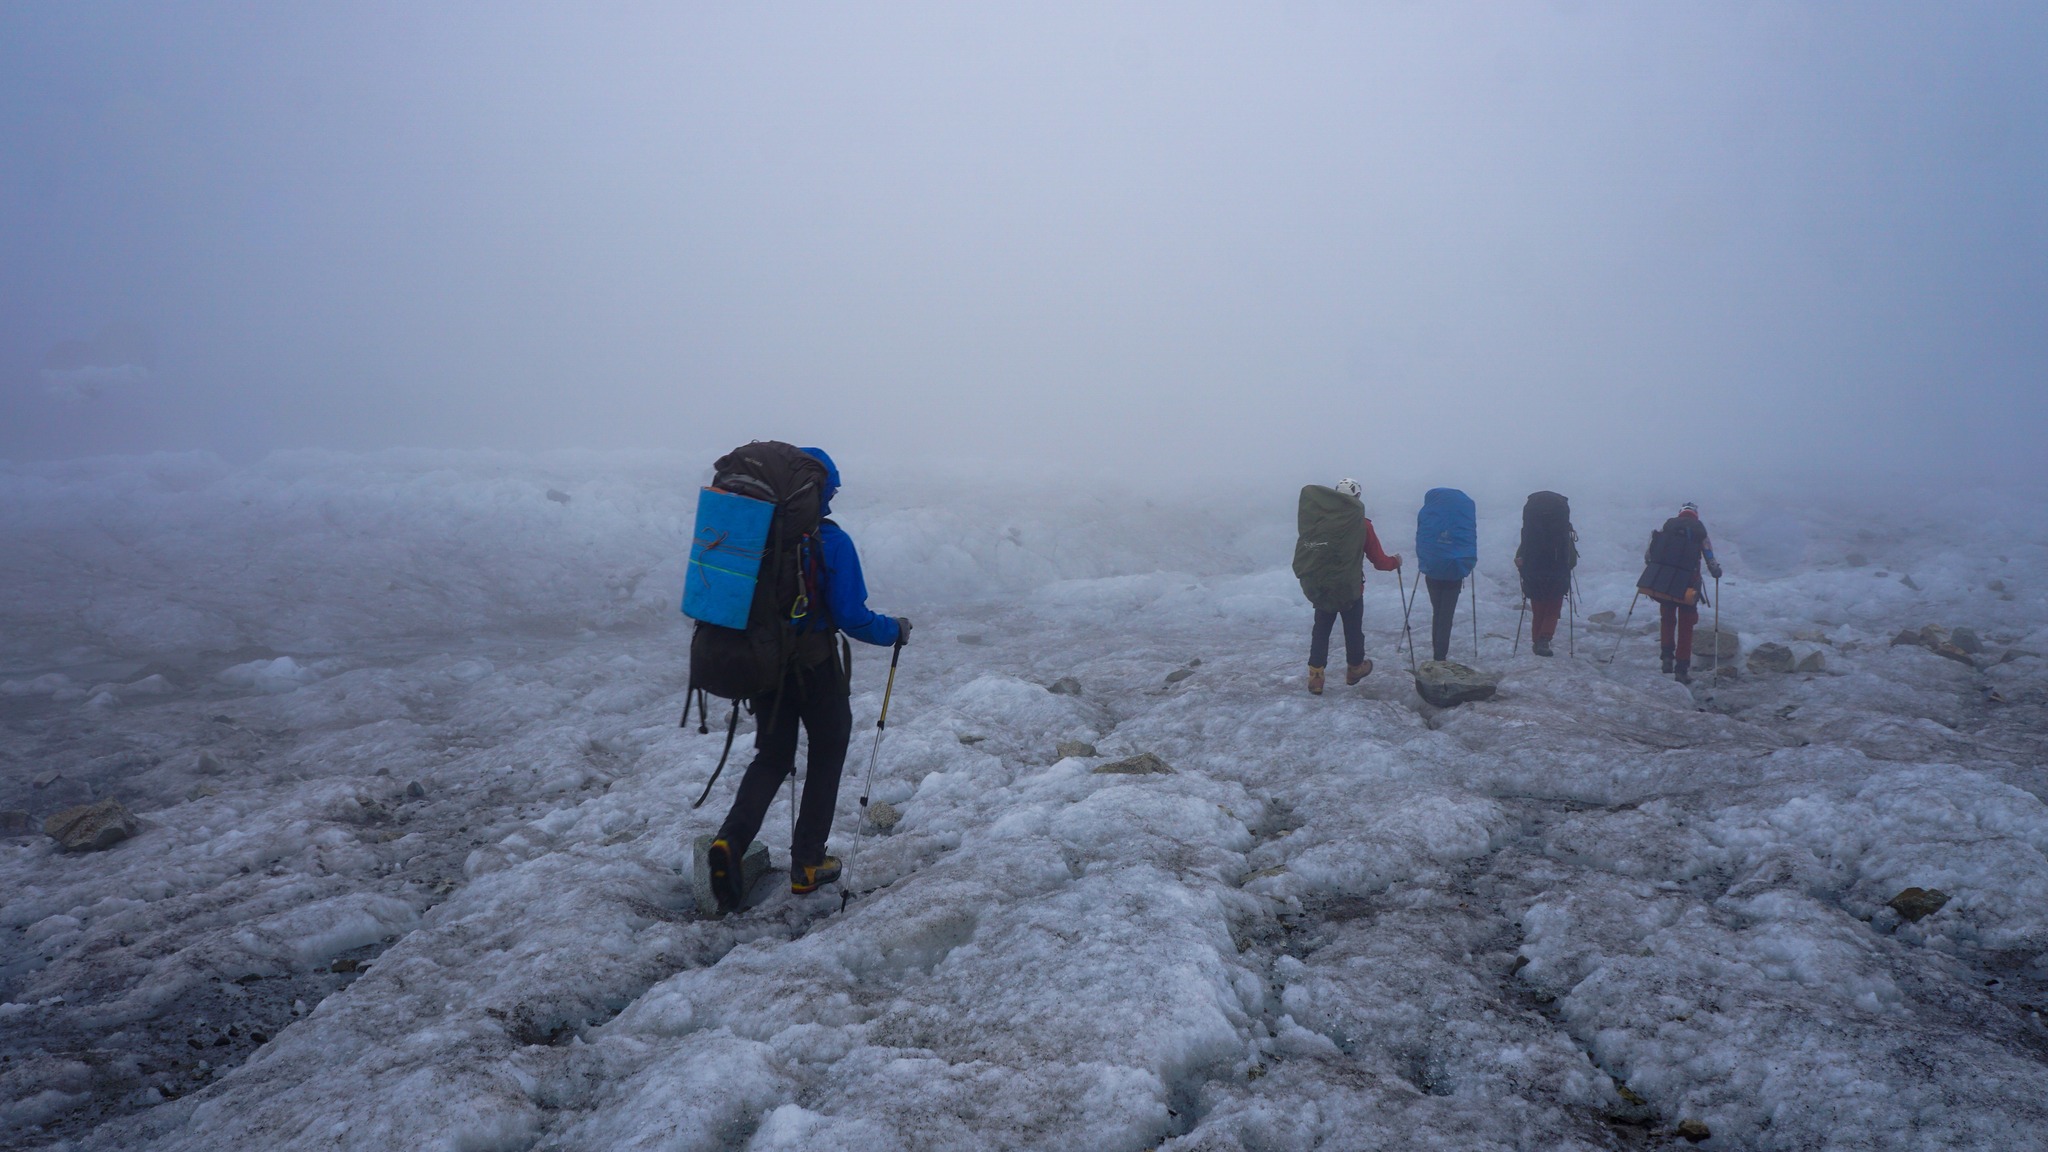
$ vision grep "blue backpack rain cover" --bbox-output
[681,487,776,629]
[1416,488,1477,581]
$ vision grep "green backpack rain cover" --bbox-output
[1294,485,1366,612]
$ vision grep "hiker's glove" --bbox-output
[1708,561,1724,580]
[895,617,913,645]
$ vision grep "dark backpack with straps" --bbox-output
[687,441,831,702]
[1638,516,1706,605]
[1518,491,1576,599]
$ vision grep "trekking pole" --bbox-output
[1568,577,1578,658]
[1513,597,1526,656]
[1712,575,1721,679]
[1397,565,1418,675]
[1469,572,1480,660]
[1607,590,1641,664]
[840,638,904,912]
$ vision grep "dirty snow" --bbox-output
[3,451,2046,1151]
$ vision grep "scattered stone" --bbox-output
[1677,1118,1712,1143]
[1413,661,1498,708]
[330,957,359,974]
[863,801,901,831]
[1616,1085,1647,1106]
[1900,574,1921,590]
[1164,668,1195,684]
[0,810,33,835]
[690,834,770,916]
[1589,610,1617,624]
[1055,740,1098,759]
[1891,628,1922,647]
[1693,630,1740,660]
[1845,551,1869,567]
[956,634,985,646]
[405,780,426,799]
[957,733,985,745]
[1888,886,1949,922]
[44,798,140,852]
[1796,651,1826,673]
[195,751,225,775]
[1874,570,1889,577]
[1950,626,1984,654]
[1746,643,1796,674]
[1987,578,2006,592]
[33,769,61,789]
[1187,657,1202,668]
[545,488,571,504]
[1093,752,1174,776]
[1047,677,1083,696]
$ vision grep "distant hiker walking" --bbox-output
[1416,488,1478,662]
[1636,501,1722,684]
[1293,478,1403,694]
[685,444,909,912]
[1515,491,1578,657]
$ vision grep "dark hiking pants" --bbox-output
[1530,596,1563,644]
[1310,596,1364,669]
[1426,576,1463,662]
[717,655,852,870]
[1659,601,1700,662]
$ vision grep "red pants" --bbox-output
[1529,596,1563,643]
[1659,601,1699,661]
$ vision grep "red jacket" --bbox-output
[1362,519,1402,572]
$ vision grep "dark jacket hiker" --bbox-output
[1514,491,1578,657]
[1636,502,1722,682]
[1294,478,1402,694]
[700,446,907,911]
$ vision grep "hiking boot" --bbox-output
[706,838,744,913]
[1345,660,1373,685]
[1673,660,1692,685]
[1532,639,1553,657]
[1660,647,1675,674]
[791,855,843,895]
[1307,666,1325,695]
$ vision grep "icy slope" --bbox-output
[3,454,2046,1151]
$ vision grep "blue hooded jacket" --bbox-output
[800,447,902,647]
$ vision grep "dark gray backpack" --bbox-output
[1293,485,1366,612]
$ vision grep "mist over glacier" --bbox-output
[4,6,2048,1152]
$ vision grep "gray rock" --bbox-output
[1987,578,2006,592]
[1055,740,1098,759]
[1693,630,1740,660]
[1949,626,1984,654]
[1795,651,1825,673]
[1677,1118,1712,1143]
[1891,628,1923,647]
[1047,677,1083,696]
[195,751,225,775]
[545,488,571,504]
[690,834,770,916]
[864,800,901,831]
[1900,574,1921,590]
[0,810,32,835]
[1888,886,1949,922]
[957,733,985,745]
[956,634,985,646]
[1092,752,1173,776]
[406,780,426,799]
[44,798,140,852]
[32,769,60,789]
[1413,661,1498,708]
[1164,668,1195,684]
[1187,657,1202,668]
[1918,623,1949,648]
[1746,643,1796,674]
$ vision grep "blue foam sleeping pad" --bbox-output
[1416,487,1478,581]
[681,487,775,629]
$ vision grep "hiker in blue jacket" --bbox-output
[709,447,908,908]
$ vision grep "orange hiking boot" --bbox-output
[1307,666,1325,695]
[706,838,743,913]
[1346,660,1373,685]
[791,855,843,895]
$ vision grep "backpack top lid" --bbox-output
[1523,490,1569,523]
[1416,487,1477,580]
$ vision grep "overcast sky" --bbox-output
[2,3,2043,492]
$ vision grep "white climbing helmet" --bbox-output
[1335,478,1362,498]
